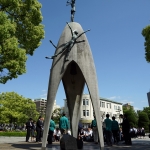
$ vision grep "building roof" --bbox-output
[100,97,123,105]
[64,95,123,105]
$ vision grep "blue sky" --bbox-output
[0,0,150,110]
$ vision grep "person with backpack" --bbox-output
[91,115,98,144]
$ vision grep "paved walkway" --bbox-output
[0,136,150,150]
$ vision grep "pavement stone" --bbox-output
[0,136,150,150]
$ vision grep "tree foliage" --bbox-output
[142,26,150,63]
[143,107,150,121]
[0,0,44,83]
[52,108,61,124]
[123,106,138,127]
[138,111,149,131]
[0,92,39,124]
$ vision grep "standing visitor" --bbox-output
[111,116,119,144]
[120,114,132,145]
[104,114,112,146]
[36,116,43,142]
[30,121,36,142]
[26,118,33,142]
[91,116,98,144]
[59,113,69,135]
[48,117,55,144]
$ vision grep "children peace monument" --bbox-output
[42,1,104,149]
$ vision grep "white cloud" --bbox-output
[42,90,46,92]
[40,93,47,98]
[107,96,121,100]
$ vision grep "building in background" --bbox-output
[34,98,60,115]
[63,94,123,128]
[123,103,133,110]
[147,91,150,106]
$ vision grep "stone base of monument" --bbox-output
[60,134,78,150]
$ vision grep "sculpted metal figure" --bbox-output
[67,0,76,22]
[46,22,90,61]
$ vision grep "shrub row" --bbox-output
[0,131,26,136]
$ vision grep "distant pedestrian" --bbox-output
[104,114,112,146]
[120,114,132,145]
[30,121,36,142]
[26,118,33,142]
[36,116,43,142]
[111,116,119,144]
[59,113,69,136]
[47,116,55,144]
[91,116,98,144]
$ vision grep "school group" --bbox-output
[26,113,138,146]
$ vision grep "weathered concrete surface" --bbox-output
[60,134,77,150]
[42,22,104,149]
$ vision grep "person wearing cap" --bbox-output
[26,118,33,142]
[59,113,69,135]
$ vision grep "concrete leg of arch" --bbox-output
[42,22,104,150]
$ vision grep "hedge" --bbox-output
[0,131,26,136]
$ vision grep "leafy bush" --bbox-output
[0,131,26,136]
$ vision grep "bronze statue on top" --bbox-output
[66,0,76,22]
[46,22,90,61]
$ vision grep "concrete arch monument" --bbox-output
[42,22,104,149]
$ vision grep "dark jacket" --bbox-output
[122,118,130,132]
[36,120,42,131]
[26,121,32,129]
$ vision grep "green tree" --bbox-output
[138,112,149,132]
[142,26,150,63]
[143,107,150,121]
[123,106,138,127]
[0,92,39,124]
[0,0,44,83]
[52,108,61,124]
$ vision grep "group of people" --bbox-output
[78,113,132,146]
[130,127,145,138]
[26,113,145,147]
[47,113,69,144]
[25,116,44,142]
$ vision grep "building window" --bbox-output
[100,101,102,107]
[110,103,111,109]
[83,99,85,105]
[86,99,89,105]
[86,110,89,116]
[118,106,120,110]
[107,103,109,108]
[83,99,89,105]
[114,105,118,110]
[83,110,86,116]
[102,102,105,108]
